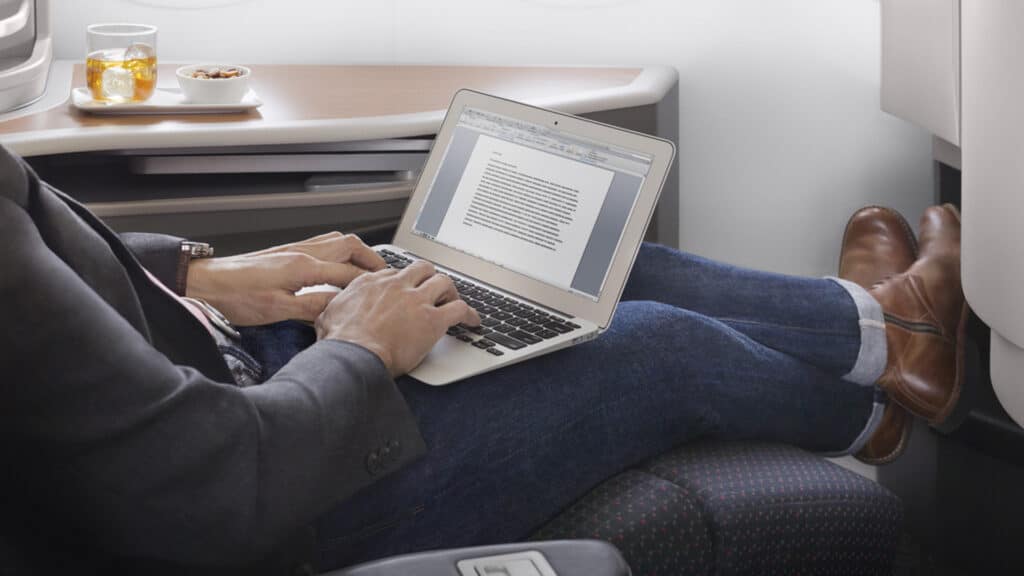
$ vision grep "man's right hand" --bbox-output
[315,260,481,378]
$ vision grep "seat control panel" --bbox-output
[457,551,558,576]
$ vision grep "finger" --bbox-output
[292,256,366,288]
[397,260,436,287]
[288,291,337,322]
[417,274,458,305]
[436,299,480,328]
[250,231,345,256]
[343,238,388,271]
[290,234,386,271]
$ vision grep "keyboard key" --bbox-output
[446,326,465,336]
[544,322,572,334]
[485,333,528,350]
[566,322,582,329]
[510,331,542,345]
[491,311,512,321]
[455,334,473,342]
[499,303,519,313]
[478,306,498,315]
[493,324,515,333]
[506,318,528,327]
[472,339,495,349]
[486,348,505,356]
[481,317,501,327]
[521,323,545,334]
[537,330,559,339]
[465,325,487,335]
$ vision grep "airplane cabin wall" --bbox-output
[54,0,934,276]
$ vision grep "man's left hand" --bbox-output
[185,232,386,326]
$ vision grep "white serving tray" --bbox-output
[71,87,262,115]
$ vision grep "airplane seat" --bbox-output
[1,441,903,575]
[533,440,904,575]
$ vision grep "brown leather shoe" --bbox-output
[871,204,968,425]
[838,206,916,464]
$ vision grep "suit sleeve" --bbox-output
[119,231,189,294]
[2,198,427,565]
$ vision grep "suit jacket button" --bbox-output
[388,439,402,456]
[366,451,381,475]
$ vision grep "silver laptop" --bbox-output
[377,89,675,385]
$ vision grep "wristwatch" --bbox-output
[181,241,215,259]
[177,241,214,296]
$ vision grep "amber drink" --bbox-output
[86,24,158,103]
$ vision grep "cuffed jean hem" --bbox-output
[818,387,888,457]
[828,277,888,386]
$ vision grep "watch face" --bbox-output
[184,242,214,258]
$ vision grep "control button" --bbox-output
[365,451,382,475]
[457,551,556,576]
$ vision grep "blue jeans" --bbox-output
[236,243,883,570]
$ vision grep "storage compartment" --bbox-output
[26,139,432,254]
[880,0,960,145]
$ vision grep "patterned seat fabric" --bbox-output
[531,470,713,575]
[533,441,903,576]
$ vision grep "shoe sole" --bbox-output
[930,203,970,429]
[840,205,916,464]
[856,409,910,466]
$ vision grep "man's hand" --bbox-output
[186,232,386,326]
[316,261,481,378]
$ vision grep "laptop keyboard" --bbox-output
[378,249,581,355]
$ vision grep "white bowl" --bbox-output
[175,64,251,104]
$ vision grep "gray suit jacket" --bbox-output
[0,146,426,573]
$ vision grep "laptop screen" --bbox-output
[413,107,654,301]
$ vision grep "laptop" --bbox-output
[376,89,675,385]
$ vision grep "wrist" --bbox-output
[321,332,395,377]
[180,241,215,297]
[185,258,217,300]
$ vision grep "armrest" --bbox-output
[324,540,629,576]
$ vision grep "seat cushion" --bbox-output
[532,470,713,575]
[533,441,903,575]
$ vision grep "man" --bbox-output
[1,144,965,574]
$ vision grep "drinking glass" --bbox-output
[86,23,158,102]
